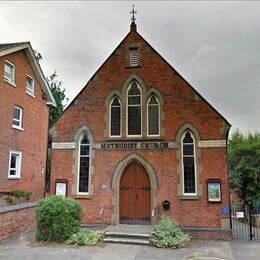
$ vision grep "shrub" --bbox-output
[65,229,102,246]
[7,190,31,200]
[151,215,191,248]
[4,190,31,205]
[36,196,83,242]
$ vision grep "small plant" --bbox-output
[7,190,31,200]
[4,190,31,205]
[65,229,102,246]
[36,196,83,242]
[151,215,191,248]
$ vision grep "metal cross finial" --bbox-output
[130,5,137,23]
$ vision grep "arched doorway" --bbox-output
[120,161,151,224]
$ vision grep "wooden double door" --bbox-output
[120,161,151,224]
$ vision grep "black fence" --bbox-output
[231,201,260,240]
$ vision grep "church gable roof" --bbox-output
[58,22,231,128]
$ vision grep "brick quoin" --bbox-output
[50,23,232,240]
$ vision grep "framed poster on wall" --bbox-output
[55,179,68,197]
[207,179,221,202]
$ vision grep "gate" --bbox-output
[231,201,260,240]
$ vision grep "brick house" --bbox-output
[0,42,56,201]
[50,21,232,239]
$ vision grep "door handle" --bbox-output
[136,194,138,200]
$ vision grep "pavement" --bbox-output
[0,231,260,260]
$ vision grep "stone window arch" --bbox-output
[181,130,197,195]
[109,96,121,137]
[73,125,94,197]
[147,94,160,136]
[126,81,142,136]
[176,123,202,198]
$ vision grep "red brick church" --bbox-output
[50,18,232,239]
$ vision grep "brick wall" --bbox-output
[0,202,37,242]
[0,51,49,201]
[50,29,231,237]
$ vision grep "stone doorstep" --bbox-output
[103,225,151,245]
[103,236,150,245]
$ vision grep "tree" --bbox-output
[47,71,68,127]
[229,130,260,203]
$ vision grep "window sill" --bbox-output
[12,126,24,131]
[72,194,91,199]
[180,195,199,200]
[25,90,35,98]
[8,176,21,180]
[4,78,16,87]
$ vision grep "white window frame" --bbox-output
[12,105,23,130]
[181,131,197,196]
[4,60,16,86]
[147,95,160,137]
[8,150,22,179]
[109,96,122,137]
[25,75,35,96]
[126,82,142,137]
[77,134,91,195]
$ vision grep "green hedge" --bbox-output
[36,196,83,242]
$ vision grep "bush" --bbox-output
[65,229,102,246]
[4,190,31,205]
[8,190,31,200]
[36,196,83,242]
[151,215,191,248]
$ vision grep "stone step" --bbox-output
[105,231,150,239]
[103,236,150,245]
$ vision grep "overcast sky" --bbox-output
[0,1,259,135]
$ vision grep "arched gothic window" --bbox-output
[127,82,142,136]
[78,134,91,194]
[182,131,197,195]
[110,96,121,137]
[147,95,160,136]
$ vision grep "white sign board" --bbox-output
[236,211,244,218]
[55,182,67,197]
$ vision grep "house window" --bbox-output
[182,131,197,195]
[12,106,23,130]
[8,151,22,179]
[78,134,91,194]
[147,95,160,136]
[110,96,121,137]
[129,48,138,66]
[4,60,15,84]
[127,82,142,136]
[26,75,34,95]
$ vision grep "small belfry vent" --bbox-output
[130,4,137,32]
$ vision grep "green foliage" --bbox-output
[4,190,31,205]
[36,196,83,242]
[47,71,68,127]
[151,215,191,248]
[65,229,102,246]
[229,130,260,202]
[7,190,31,200]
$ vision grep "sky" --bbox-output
[0,1,259,135]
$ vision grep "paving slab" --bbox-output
[0,230,260,260]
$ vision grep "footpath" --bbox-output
[0,231,260,260]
